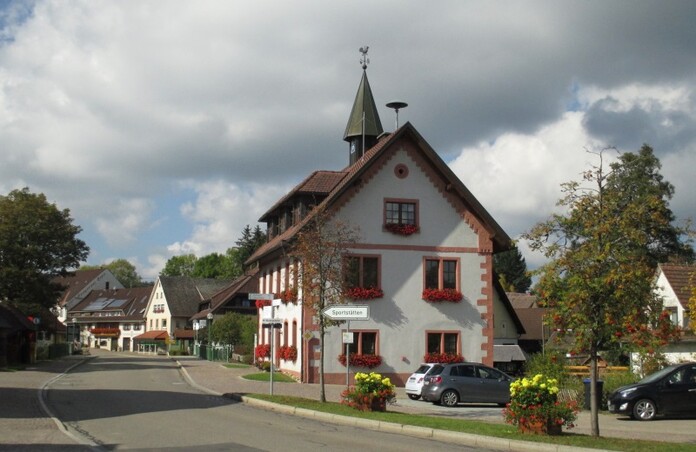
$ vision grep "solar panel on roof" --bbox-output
[108,299,128,308]
[85,298,112,311]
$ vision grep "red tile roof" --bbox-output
[247,123,511,266]
[659,263,696,308]
[133,330,169,341]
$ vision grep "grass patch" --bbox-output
[245,394,693,452]
[224,363,251,369]
[242,372,297,383]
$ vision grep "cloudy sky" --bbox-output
[1,1,694,280]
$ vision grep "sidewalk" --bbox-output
[0,354,94,450]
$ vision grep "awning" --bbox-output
[174,329,194,340]
[133,330,169,341]
[494,344,527,362]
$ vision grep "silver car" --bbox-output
[421,362,513,407]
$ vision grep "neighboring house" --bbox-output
[508,292,550,355]
[655,263,696,363]
[0,302,35,366]
[145,276,232,337]
[54,269,124,318]
[68,287,151,351]
[247,64,524,385]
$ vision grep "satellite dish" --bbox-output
[386,101,408,129]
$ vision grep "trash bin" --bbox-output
[583,378,604,410]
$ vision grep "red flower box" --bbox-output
[346,286,384,300]
[278,345,298,362]
[423,352,465,364]
[255,299,272,309]
[278,288,297,304]
[385,223,419,236]
[422,288,463,302]
[255,344,271,359]
[90,327,121,337]
[338,353,382,368]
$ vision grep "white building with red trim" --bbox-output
[246,60,524,385]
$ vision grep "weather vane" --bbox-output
[359,46,370,70]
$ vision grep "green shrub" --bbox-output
[524,352,571,385]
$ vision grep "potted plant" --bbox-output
[503,374,578,435]
[345,286,384,300]
[385,223,419,236]
[422,288,463,302]
[341,371,396,411]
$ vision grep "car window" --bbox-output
[478,366,503,380]
[452,364,475,377]
[414,364,432,374]
[429,365,445,376]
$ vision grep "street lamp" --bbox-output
[71,317,77,355]
[207,312,214,361]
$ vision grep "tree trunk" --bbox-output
[319,325,326,402]
[590,349,600,437]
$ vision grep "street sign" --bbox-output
[249,293,274,300]
[262,318,281,324]
[321,305,370,321]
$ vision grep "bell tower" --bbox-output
[343,46,384,166]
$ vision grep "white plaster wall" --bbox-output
[322,148,487,375]
[338,149,479,248]
[656,271,686,327]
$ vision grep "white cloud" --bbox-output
[94,198,155,246]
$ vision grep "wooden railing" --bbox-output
[565,365,629,377]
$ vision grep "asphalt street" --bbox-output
[3,349,696,450]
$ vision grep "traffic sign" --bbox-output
[321,305,369,321]
[249,293,274,300]
[262,318,281,324]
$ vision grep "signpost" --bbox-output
[321,305,370,387]
[250,293,282,394]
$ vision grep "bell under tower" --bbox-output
[343,46,384,166]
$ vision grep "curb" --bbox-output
[38,355,102,450]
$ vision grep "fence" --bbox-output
[194,344,233,362]
[565,365,630,377]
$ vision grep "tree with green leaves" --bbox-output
[0,188,89,313]
[494,243,532,293]
[524,145,690,437]
[291,209,360,402]
[210,312,257,353]
[236,225,266,267]
[161,254,197,277]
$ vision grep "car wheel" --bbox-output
[440,389,459,407]
[633,399,657,421]
[407,394,420,400]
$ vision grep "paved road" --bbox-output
[4,349,696,450]
[43,352,484,451]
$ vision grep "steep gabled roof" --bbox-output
[191,268,260,320]
[70,287,152,321]
[247,122,511,266]
[159,276,232,317]
[54,269,108,307]
[658,263,695,308]
[258,171,347,222]
[507,292,538,309]
[494,277,526,335]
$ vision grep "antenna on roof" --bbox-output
[359,46,370,70]
[386,100,408,130]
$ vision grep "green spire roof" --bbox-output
[343,70,383,141]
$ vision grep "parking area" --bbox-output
[394,392,696,443]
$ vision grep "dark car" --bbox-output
[421,362,513,407]
[607,362,696,421]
